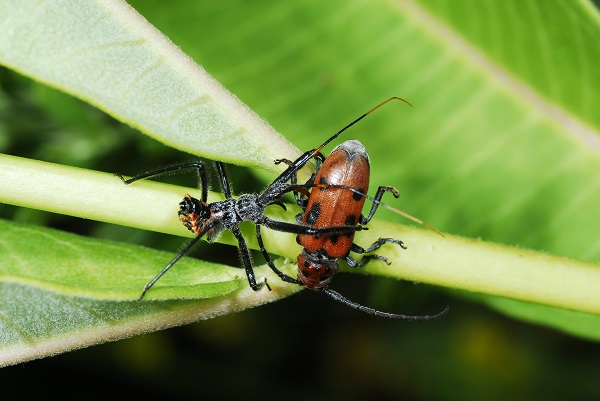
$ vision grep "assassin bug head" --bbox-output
[178,194,223,242]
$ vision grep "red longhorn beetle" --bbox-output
[258,138,447,320]
[297,140,406,284]
[118,97,446,320]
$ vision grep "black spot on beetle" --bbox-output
[329,235,339,245]
[345,214,357,226]
[306,202,321,225]
[353,188,365,201]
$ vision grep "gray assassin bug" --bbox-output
[117,97,446,320]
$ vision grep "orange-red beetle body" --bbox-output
[297,140,371,288]
[294,139,408,291]
[281,139,448,320]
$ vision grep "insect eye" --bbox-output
[200,206,211,220]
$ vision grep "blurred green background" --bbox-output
[2,1,600,400]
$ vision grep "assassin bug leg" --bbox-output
[119,161,268,297]
[274,153,325,208]
[231,225,271,291]
[116,162,209,203]
[176,191,268,294]
[138,234,203,300]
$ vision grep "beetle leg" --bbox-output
[360,185,400,224]
[344,254,390,268]
[344,238,407,268]
[352,238,407,253]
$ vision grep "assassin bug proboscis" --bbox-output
[117,97,447,320]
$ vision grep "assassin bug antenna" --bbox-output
[309,97,412,159]
[272,97,413,190]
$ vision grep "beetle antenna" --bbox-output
[347,186,443,237]
[323,289,448,320]
[355,188,444,237]
[376,201,444,237]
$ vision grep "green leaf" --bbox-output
[131,0,600,256]
[0,0,301,171]
[0,219,300,367]
[0,219,243,301]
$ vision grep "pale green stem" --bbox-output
[2,153,600,315]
